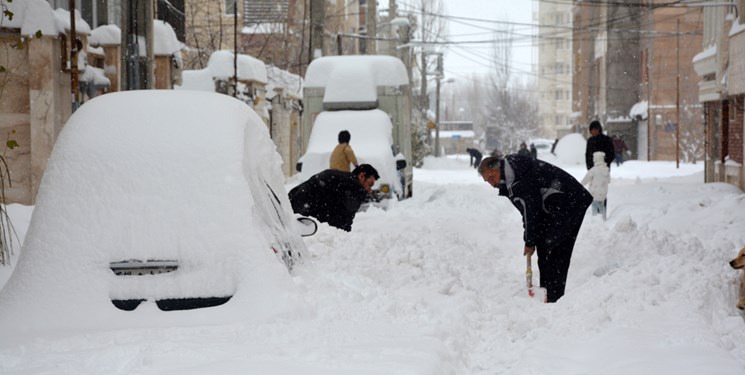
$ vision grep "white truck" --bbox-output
[297,55,413,200]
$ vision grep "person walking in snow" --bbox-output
[529,143,538,160]
[466,148,483,169]
[581,151,611,220]
[478,155,593,303]
[289,164,379,232]
[517,142,531,158]
[611,134,628,166]
[329,130,358,172]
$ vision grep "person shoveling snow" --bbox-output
[478,155,592,302]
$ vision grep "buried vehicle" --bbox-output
[0,90,313,341]
[299,55,412,201]
[297,109,406,201]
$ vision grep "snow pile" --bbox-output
[554,133,587,165]
[207,50,268,83]
[153,20,182,56]
[1,150,744,373]
[629,100,649,120]
[266,65,303,100]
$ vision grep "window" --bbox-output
[225,0,237,15]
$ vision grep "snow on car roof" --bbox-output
[304,55,409,105]
[0,91,301,339]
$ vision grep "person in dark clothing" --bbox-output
[529,143,538,160]
[478,155,592,303]
[550,138,559,155]
[585,120,615,170]
[517,142,531,158]
[466,148,483,169]
[611,134,628,166]
[289,164,379,232]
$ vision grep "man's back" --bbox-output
[329,143,357,172]
[289,169,366,231]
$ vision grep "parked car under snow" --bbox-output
[0,90,314,340]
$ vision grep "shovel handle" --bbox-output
[525,254,533,289]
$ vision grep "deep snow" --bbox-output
[1,152,744,374]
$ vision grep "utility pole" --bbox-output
[676,18,680,168]
[309,0,325,61]
[366,0,377,54]
[69,0,79,111]
[233,1,238,98]
[434,53,443,157]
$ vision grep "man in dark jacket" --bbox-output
[585,120,615,170]
[478,155,592,302]
[466,148,483,169]
[289,164,379,232]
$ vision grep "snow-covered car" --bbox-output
[296,109,405,201]
[0,90,313,340]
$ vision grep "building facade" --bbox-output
[638,4,704,163]
[693,0,745,190]
[536,0,574,139]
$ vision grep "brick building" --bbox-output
[693,0,745,190]
[638,4,704,162]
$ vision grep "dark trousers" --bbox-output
[536,227,581,303]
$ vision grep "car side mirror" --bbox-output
[396,159,407,170]
[296,217,317,237]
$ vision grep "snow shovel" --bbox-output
[526,254,547,302]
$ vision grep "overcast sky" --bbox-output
[436,0,536,81]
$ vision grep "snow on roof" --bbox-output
[692,46,715,63]
[323,62,378,104]
[0,0,64,36]
[629,100,648,120]
[305,55,409,87]
[175,69,215,92]
[730,17,745,37]
[266,66,303,100]
[90,24,121,46]
[53,8,91,35]
[208,51,268,84]
[153,20,182,56]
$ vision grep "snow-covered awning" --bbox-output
[629,101,648,120]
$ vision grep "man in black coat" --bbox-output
[289,164,379,232]
[478,155,592,303]
[466,148,483,169]
[585,120,615,170]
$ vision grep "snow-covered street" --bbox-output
[1,156,745,374]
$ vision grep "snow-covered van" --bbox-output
[298,55,412,199]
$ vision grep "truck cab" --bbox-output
[298,55,413,199]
